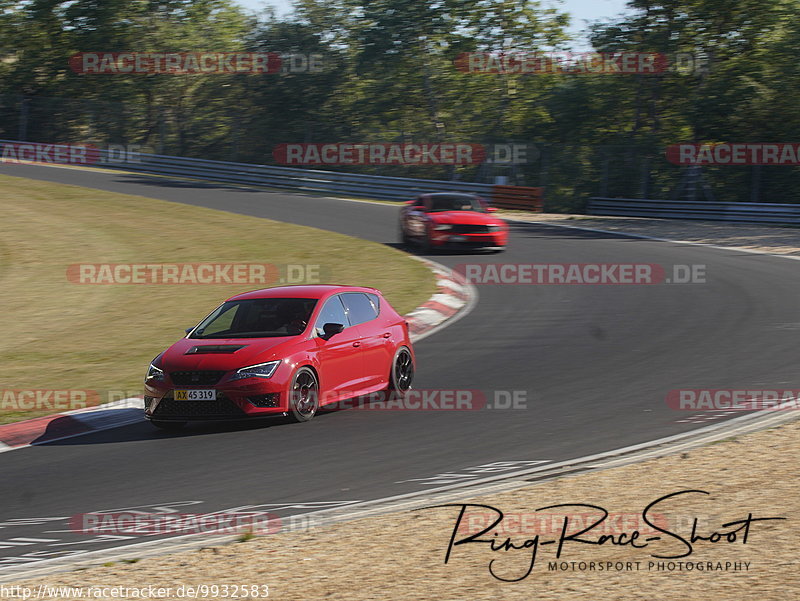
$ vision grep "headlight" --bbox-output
[145,363,165,382]
[229,360,281,381]
[487,224,504,232]
[433,224,452,231]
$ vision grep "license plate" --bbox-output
[450,235,467,241]
[174,389,216,401]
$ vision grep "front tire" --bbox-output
[419,232,433,254]
[288,367,319,422]
[400,225,412,247]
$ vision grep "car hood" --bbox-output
[428,211,503,225]
[159,336,298,372]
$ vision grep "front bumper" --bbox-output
[144,381,287,422]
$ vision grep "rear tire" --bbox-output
[388,347,415,397]
[288,367,319,422]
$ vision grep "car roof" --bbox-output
[226,285,380,302]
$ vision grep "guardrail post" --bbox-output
[639,157,651,199]
[751,166,761,203]
[600,152,609,197]
[17,96,28,142]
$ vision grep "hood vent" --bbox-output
[185,345,246,355]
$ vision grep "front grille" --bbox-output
[247,393,280,408]
[170,370,227,386]
[153,392,245,418]
[451,224,489,234]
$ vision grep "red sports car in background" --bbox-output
[144,285,415,428]
[399,192,508,252]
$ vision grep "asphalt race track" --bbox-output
[2,163,800,567]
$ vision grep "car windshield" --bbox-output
[189,298,318,339]
[428,194,484,212]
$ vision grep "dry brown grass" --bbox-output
[0,174,435,423]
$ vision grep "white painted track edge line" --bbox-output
[516,218,800,261]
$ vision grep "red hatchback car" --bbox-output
[144,285,415,428]
[400,192,508,252]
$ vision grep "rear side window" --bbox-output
[366,293,380,314]
[341,292,380,326]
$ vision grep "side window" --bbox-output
[341,293,379,326]
[314,295,349,336]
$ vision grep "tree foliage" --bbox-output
[1,0,799,206]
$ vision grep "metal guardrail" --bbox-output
[113,153,500,202]
[588,197,800,224]
[0,140,500,203]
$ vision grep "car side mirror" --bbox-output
[321,322,345,340]
[486,206,498,213]
[185,327,194,335]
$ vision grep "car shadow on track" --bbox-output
[383,241,503,257]
[35,407,349,446]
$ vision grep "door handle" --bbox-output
[382,333,391,338]
[353,341,361,347]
